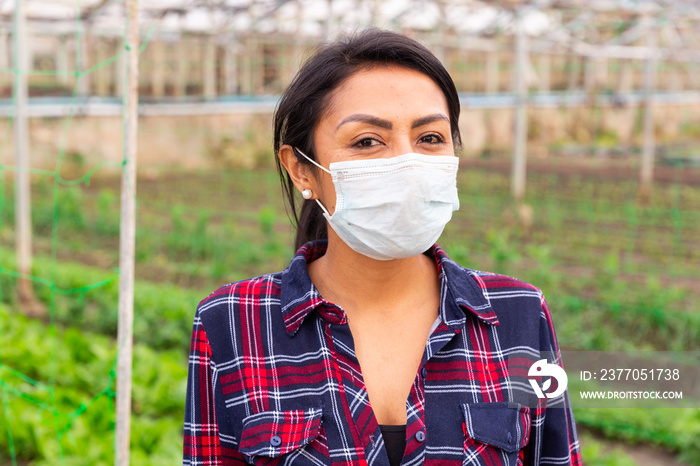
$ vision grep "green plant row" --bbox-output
[578,430,637,466]
[3,228,697,355]
[2,167,699,257]
[574,408,700,464]
[439,238,699,352]
[2,297,698,464]
[1,168,697,300]
[0,254,696,463]
[0,250,203,351]
[0,304,186,465]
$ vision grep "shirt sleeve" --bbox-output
[183,314,245,465]
[538,292,583,466]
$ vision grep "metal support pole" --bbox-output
[13,0,36,311]
[1,27,9,88]
[243,36,253,95]
[115,0,139,464]
[434,5,446,65]
[595,57,608,89]
[567,54,579,90]
[669,62,683,91]
[56,35,69,86]
[538,54,550,93]
[116,38,125,98]
[370,0,380,27]
[151,36,165,97]
[617,60,632,93]
[203,34,216,99]
[174,38,187,97]
[77,26,90,96]
[512,9,528,202]
[584,56,596,92]
[95,37,109,96]
[640,18,657,200]
[224,40,238,95]
[486,51,499,94]
[325,0,334,41]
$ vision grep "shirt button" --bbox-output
[421,367,428,378]
[415,430,426,443]
[507,432,512,444]
[270,435,282,447]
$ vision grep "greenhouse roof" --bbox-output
[1,0,697,38]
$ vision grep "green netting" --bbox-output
[0,3,699,466]
[0,3,152,465]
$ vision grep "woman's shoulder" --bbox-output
[446,259,548,323]
[469,268,543,298]
[195,271,285,317]
[438,249,543,299]
[190,271,295,361]
[459,265,559,346]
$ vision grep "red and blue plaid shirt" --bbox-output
[184,240,582,465]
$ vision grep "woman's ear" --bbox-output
[279,145,316,195]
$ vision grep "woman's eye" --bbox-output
[420,133,444,144]
[354,138,379,148]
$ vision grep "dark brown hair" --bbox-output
[273,29,462,251]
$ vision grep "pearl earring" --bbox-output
[301,189,313,200]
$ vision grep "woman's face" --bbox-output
[307,65,455,215]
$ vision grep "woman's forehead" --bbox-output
[321,66,450,127]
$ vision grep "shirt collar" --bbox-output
[280,240,498,336]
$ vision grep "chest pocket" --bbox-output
[239,408,328,465]
[461,402,531,466]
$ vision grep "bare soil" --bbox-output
[580,426,690,466]
[460,158,700,185]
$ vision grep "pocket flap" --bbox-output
[461,401,530,453]
[239,408,323,457]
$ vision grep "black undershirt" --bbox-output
[379,424,406,466]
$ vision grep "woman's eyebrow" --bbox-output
[411,113,449,129]
[336,114,392,130]
[335,113,448,131]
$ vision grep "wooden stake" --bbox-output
[115,0,139,463]
[512,9,528,202]
[639,18,657,201]
[13,0,41,316]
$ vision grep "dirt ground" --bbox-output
[580,427,691,465]
[459,157,700,185]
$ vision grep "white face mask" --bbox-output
[296,149,460,261]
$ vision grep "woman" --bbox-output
[184,29,581,466]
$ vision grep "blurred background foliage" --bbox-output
[2,0,700,463]
[0,161,698,464]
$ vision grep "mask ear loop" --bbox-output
[294,148,333,217]
[295,148,331,174]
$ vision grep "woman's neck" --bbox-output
[307,231,439,319]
